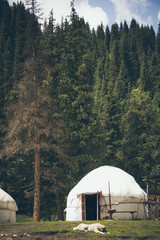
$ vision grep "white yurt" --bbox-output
[65,166,147,221]
[0,188,18,223]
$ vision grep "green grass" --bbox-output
[16,214,33,222]
[0,216,160,239]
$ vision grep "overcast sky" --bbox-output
[8,0,160,32]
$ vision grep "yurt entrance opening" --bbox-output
[81,193,101,220]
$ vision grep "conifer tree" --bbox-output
[110,23,119,48]
[108,40,120,95]
[140,25,155,54]
[0,0,14,190]
[120,24,130,69]
[114,59,130,100]
[93,58,105,115]
[92,56,111,165]
[148,52,160,97]
[2,0,48,222]
[156,22,160,58]
[117,88,160,180]
[129,19,140,85]
[138,54,149,91]
[104,25,110,51]
[13,2,27,83]
[42,10,71,221]
[57,3,96,176]
[96,24,105,57]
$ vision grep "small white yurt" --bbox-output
[65,166,147,221]
[0,188,18,223]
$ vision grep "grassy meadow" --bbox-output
[0,215,160,239]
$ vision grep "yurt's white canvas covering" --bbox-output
[65,166,147,221]
[0,189,18,223]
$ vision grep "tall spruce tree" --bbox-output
[117,88,160,181]
[41,10,70,221]
[138,54,149,91]
[13,2,27,84]
[92,56,111,165]
[156,23,160,57]
[2,0,60,222]
[104,25,110,51]
[148,52,160,98]
[0,0,13,190]
[57,2,96,177]
[2,3,42,221]
[128,19,140,86]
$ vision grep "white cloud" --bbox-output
[110,0,151,27]
[76,0,109,30]
[41,0,71,23]
[110,0,133,24]
[158,10,160,22]
[131,0,149,8]
[147,16,153,27]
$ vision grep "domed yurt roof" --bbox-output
[68,165,146,201]
[0,188,18,211]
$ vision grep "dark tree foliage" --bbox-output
[0,0,160,220]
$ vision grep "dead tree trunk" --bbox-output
[33,145,40,221]
[33,60,41,221]
[33,123,40,221]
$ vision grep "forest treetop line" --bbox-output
[0,0,160,220]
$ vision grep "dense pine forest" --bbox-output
[0,0,160,220]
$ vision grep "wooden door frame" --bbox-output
[81,192,101,220]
